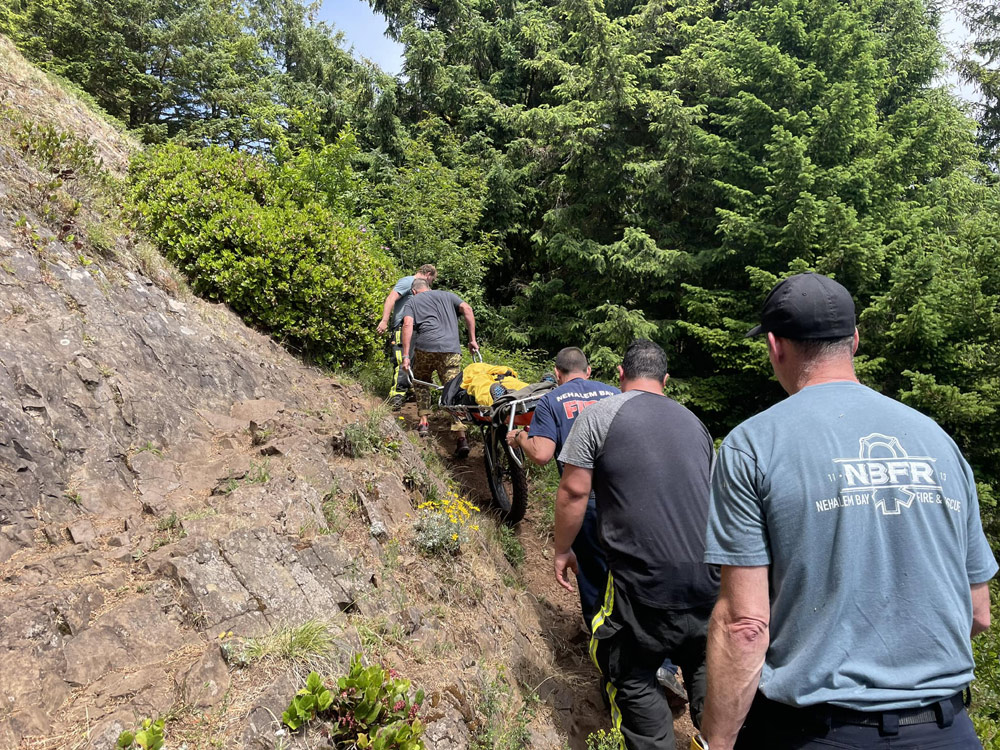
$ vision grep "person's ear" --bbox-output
[585,366,592,378]
[767,332,783,362]
[617,365,625,383]
[852,328,859,355]
[662,373,669,388]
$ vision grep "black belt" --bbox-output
[751,690,968,733]
[824,691,967,728]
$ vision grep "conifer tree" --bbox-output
[955,0,1000,157]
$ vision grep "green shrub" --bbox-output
[115,717,165,750]
[128,143,392,368]
[971,580,1000,748]
[282,671,334,731]
[282,656,425,749]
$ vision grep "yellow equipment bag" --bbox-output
[461,363,530,406]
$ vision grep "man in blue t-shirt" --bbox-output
[376,264,436,409]
[699,273,997,750]
[506,347,619,621]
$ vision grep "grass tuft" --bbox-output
[242,619,336,666]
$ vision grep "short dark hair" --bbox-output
[621,339,668,381]
[785,335,854,360]
[418,264,437,279]
[554,347,588,374]
[411,278,430,292]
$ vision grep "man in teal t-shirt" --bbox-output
[700,273,997,750]
[376,264,436,409]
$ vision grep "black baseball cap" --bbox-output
[746,273,856,339]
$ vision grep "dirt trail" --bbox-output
[413,405,697,749]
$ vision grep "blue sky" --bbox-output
[317,1,981,104]
[317,0,404,74]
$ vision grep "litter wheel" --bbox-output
[482,427,528,525]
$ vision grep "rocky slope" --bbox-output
[0,36,609,749]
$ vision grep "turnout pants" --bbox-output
[735,691,982,749]
[589,574,711,750]
[387,326,410,401]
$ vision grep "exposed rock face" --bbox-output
[0,36,585,750]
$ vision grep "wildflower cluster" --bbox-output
[414,490,480,555]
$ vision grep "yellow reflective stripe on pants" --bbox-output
[388,328,407,398]
[606,684,625,749]
[589,572,615,671]
[589,572,625,750]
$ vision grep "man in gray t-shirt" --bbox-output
[557,339,717,750]
[699,274,997,750]
[400,279,478,457]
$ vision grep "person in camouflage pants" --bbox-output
[412,351,464,430]
[401,279,478,458]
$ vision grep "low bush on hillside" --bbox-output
[128,140,393,367]
[282,656,425,749]
[971,581,1000,749]
[414,491,480,556]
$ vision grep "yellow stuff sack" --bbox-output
[461,363,530,406]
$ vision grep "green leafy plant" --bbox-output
[281,655,425,749]
[282,671,334,731]
[115,717,165,750]
[586,728,625,750]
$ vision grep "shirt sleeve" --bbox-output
[704,442,772,566]
[448,292,465,309]
[558,405,603,470]
[393,276,414,295]
[400,298,415,322]
[961,458,999,584]
[528,395,559,443]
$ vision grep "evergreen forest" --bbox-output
[3,0,1000,737]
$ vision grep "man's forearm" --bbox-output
[381,291,398,325]
[515,433,555,466]
[702,569,770,750]
[401,320,414,360]
[554,488,588,553]
[972,581,991,636]
[463,308,476,344]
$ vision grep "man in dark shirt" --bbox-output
[556,339,718,750]
[400,279,478,457]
